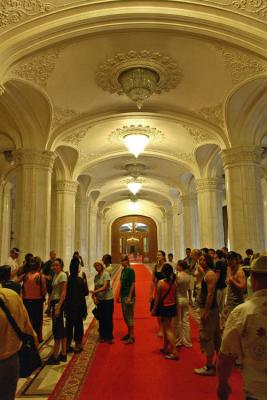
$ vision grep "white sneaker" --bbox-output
[194,366,215,376]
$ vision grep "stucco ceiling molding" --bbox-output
[0,85,5,95]
[193,104,225,129]
[182,124,219,146]
[229,0,267,19]
[52,106,82,130]
[95,50,183,99]
[213,44,267,84]
[64,127,90,147]
[0,0,53,29]
[109,124,164,145]
[10,46,62,88]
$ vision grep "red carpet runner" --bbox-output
[50,264,243,400]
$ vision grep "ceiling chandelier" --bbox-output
[123,133,149,158]
[118,67,160,110]
[127,179,142,195]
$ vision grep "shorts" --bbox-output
[158,304,176,318]
[121,297,135,327]
[51,300,66,340]
[199,308,220,356]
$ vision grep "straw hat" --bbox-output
[250,255,267,274]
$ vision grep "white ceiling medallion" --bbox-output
[96,50,183,109]
[109,124,164,157]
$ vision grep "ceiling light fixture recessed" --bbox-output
[123,133,149,158]
[127,179,142,195]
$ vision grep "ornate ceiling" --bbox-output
[0,0,266,219]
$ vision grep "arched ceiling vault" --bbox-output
[0,1,266,219]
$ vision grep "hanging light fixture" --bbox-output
[118,67,160,110]
[123,133,149,158]
[127,179,142,195]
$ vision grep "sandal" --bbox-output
[160,348,169,355]
[165,354,179,360]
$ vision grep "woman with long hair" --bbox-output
[92,260,114,344]
[22,256,47,343]
[152,263,178,360]
[46,258,67,365]
[150,250,166,336]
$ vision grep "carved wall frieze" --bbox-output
[96,50,183,97]
[14,149,56,170]
[221,145,263,168]
[183,125,215,144]
[0,0,53,29]
[230,0,267,19]
[11,47,62,87]
[64,127,90,147]
[109,125,164,144]
[171,151,195,163]
[52,106,82,129]
[214,45,266,84]
[193,104,225,128]
[55,180,78,194]
[195,178,223,192]
[78,151,103,164]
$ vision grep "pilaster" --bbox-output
[0,181,12,264]
[88,206,98,271]
[181,192,199,251]
[14,149,56,260]
[195,178,224,249]
[75,196,89,267]
[221,146,265,254]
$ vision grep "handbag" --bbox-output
[92,306,100,320]
[0,298,42,378]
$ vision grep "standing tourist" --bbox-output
[92,260,114,344]
[175,260,192,348]
[217,255,267,400]
[150,250,166,336]
[43,250,56,315]
[0,287,38,400]
[152,263,178,360]
[194,254,220,376]
[6,248,20,280]
[46,258,67,365]
[118,254,135,344]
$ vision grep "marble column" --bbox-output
[261,178,267,249]
[75,196,89,266]
[221,146,265,254]
[55,180,78,266]
[88,206,98,271]
[196,178,224,249]
[181,192,199,251]
[0,181,12,264]
[14,149,56,260]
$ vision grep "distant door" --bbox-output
[111,215,157,263]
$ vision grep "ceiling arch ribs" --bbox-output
[0,1,266,78]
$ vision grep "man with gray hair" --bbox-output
[217,254,267,400]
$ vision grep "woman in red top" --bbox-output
[22,256,47,342]
[152,263,178,360]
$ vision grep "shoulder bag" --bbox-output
[154,279,175,317]
[0,298,42,378]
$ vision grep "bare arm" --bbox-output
[151,281,162,315]
[202,271,216,320]
[54,281,67,317]
[229,269,246,291]
[217,352,235,399]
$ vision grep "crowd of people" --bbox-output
[0,245,266,400]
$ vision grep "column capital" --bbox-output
[195,178,223,192]
[220,146,263,169]
[89,206,98,217]
[14,149,56,171]
[181,192,197,203]
[56,180,78,194]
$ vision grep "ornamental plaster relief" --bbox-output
[55,180,78,193]
[52,106,82,129]
[229,0,267,19]
[213,44,267,84]
[183,125,216,145]
[0,0,53,29]
[11,47,62,88]
[193,104,225,129]
[195,178,223,192]
[64,127,90,146]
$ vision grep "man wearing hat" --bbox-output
[217,255,267,400]
[6,248,20,280]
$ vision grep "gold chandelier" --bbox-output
[118,67,160,110]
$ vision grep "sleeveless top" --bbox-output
[154,265,164,283]
[227,275,244,310]
[199,270,217,309]
[160,279,176,307]
[23,272,43,300]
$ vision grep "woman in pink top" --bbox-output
[152,263,178,360]
[22,256,47,342]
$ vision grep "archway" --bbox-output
[111,215,157,263]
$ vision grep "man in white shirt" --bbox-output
[217,255,267,400]
[6,248,20,280]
